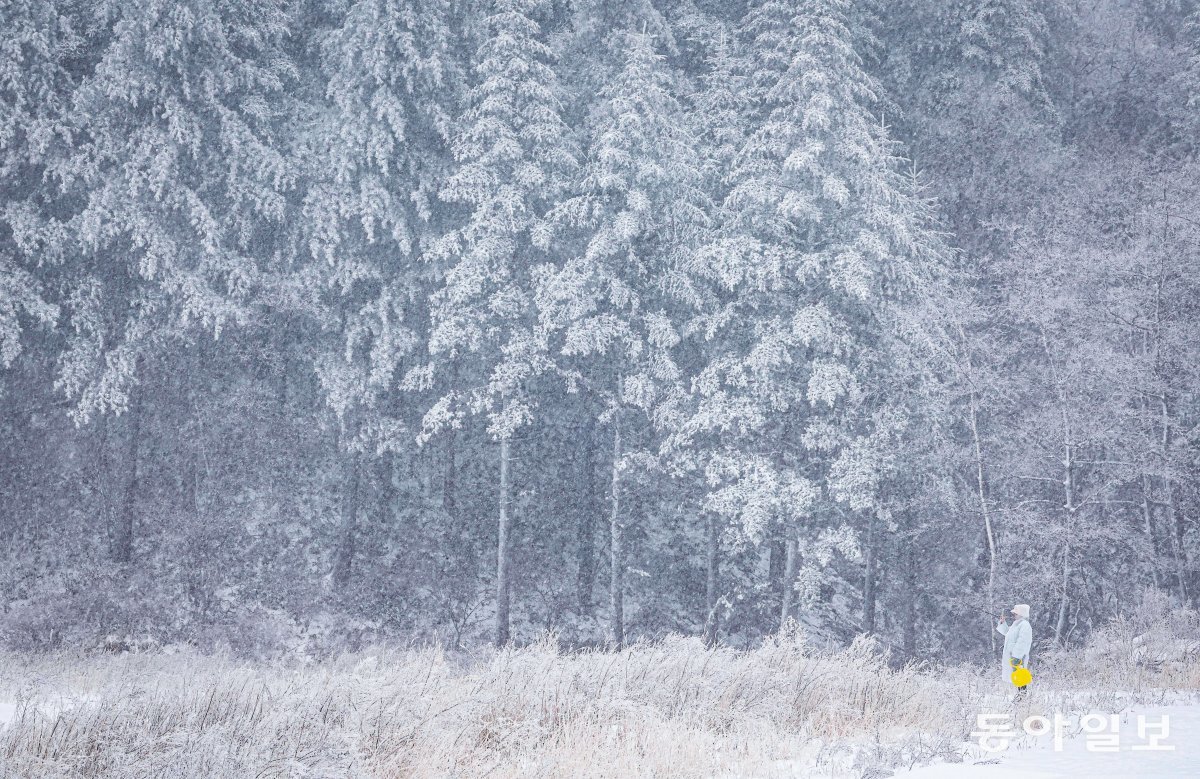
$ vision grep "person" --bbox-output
[996,604,1032,699]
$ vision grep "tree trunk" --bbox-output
[609,407,624,648]
[1147,258,1188,603]
[862,511,877,635]
[112,382,142,564]
[495,433,512,646]
[576,416,597,616]
[443,427,457,520]
[767,528,786,621]
[183,433,201,520]
[332,448,361,588]
[1159,396,1189,603]
[274,313,290,409]
[768,532,786,587]
[1140,472,1161,589]
[703,512,720,648]
[779,527,798,631]
[89,414,113,545]
[1054,543,1070,644]
[1041,326,1076,647]
[968,389,998,626]
[377,451,395,527]
[1054,441,1075,646]
[183,340,205,520]
[1164,479,1188,603]
[901,537,917,661]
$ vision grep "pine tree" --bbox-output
[693,26,750,208]
[556,0,673,100]
[56,0,298,415]
[538,28,709,645]
[684,0,949,633]
[302,0,458,587]
[0,0,75,369]
[427,0,577,645]
[54,0,300,562]
[877,0,1062,259]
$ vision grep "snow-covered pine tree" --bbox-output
[0,0,74,369]
[555,0,673,100]
[878,0,1061,260]
[54,0,299,562]
[302,0,458,588]
[426,0,577,645]
[537,28,709,646]
[685,0,949,635]
[693,27,750,210]
[676,21,753,644]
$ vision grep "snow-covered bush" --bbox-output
[1041,590,1200,695]
[0,629,983,777]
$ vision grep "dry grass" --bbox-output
[1030,598,1200,717]
[0,615,1195,778]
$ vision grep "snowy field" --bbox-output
[895,702,1200,779]
[0,619,1195,778]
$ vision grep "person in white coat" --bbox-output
[996,604,1033,698]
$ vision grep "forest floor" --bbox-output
[0,620,1195,777]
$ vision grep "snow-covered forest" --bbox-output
[2,0,1199,660]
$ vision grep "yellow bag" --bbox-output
[1011,666,1032,686]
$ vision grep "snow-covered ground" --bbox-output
[0,634,1196,777]
[896,703,1200,779]
[4,693,1196,778]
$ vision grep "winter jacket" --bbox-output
[996,617,1032,682]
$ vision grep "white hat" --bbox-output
[1012,604,1030,619]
